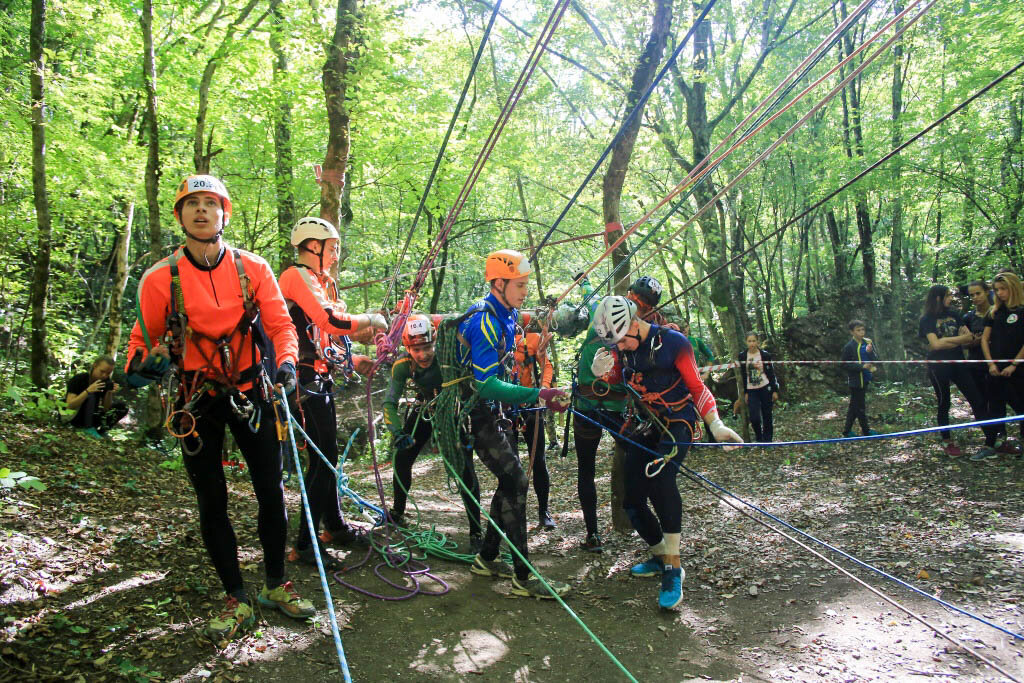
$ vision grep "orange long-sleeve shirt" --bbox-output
[126,246,298,388]
[513,332,553,389]
[277,265,367,362]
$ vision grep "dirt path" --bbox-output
[1,392,1022,682]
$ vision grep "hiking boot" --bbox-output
[467,532,483,555]
[942,442,963,457]
[389,511,407,528]
[658,567,685,610]
[630,556,665,578]
[866,429,879,436]
[582,533,603,554]
[842,431,855,439]
[539,510,557,530]
[288,544,342,571]
[206,597,254,640]
[510,575,572,599]
[257,581,316,619]
[320,524,369,547]
[470,554,514,579]
[996,439,1022,455]
[970,447,998,462]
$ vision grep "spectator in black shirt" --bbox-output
[918,285,994,457]
[65,355,128,438]
[978,272,1024,460]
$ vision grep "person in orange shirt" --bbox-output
[125,175,314,640]
[513,321,556,529]
[278,216,385,566]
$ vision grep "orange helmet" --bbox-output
[172,175,233,224]
[402,314,435,347]
[484,249,532,282]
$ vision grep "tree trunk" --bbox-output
[271,0,296,268]
[320,0,359,228]
[105,201,134,358]
[600,0,672,533]
[887,1,907,370]
[29,0,52,388]
[141,0,161,265]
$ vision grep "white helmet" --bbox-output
[592,296,637,344]
[291,217,339,246]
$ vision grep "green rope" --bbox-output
[433,320,478,476]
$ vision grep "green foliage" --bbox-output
[0,467,46,491]
[2,383,73,424]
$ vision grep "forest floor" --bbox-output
[1,385,1023,682]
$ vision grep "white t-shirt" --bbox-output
[745,350,769,390]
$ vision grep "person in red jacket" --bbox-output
[125,175,314,640]
[513,324,556,528]
[278,216,385,566]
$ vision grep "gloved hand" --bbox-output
[126,351,171,387]
[537,388,570,413]
[275,361,297,396]
[393,432,414,451]
[590,347,615,377]
[364,313,387,330]
[705,412,742,451]
[573,271,590,287]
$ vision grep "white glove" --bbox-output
[356,313,388,330]
[706,414,742,451]
[591,347,615,377]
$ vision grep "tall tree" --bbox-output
[271,0,296,267]
[887,0,907,365]
[141,0,161,265]
[104,202,134,357]
[320,0,358,230]
[601,0,672,531]
[28,0,52,388]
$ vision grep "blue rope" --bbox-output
[528,0,719,262]
[287,416,387,526]
[568,408,1024,642]
[275,395,353,682]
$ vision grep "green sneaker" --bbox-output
[81,427,104,440]
[257,581,316,619]
[510,575,572,599]
[206,597,254,640]
[470,554,514,579]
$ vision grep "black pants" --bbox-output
[970,364,1006,441]
[926,363,996,442]
[746,386,774,442]
[622,405,695,545]
[392,407,481,536]
[573,408,624,537]
[844,385,869,435]
[295,376,352,551]
[180,387,287,595]
[985,370,1024,443]
[517,412,549,515]
[471,404,530,580]
[71,396,128,432]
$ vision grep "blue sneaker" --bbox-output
[658,567,684,610]
[630,556,665,578]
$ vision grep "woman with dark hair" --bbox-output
[918,284,995,457]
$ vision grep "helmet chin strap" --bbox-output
[298,240,326,272]
[183,227,224,244]
[493,279,513,309]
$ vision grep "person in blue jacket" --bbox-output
[456,249,572,600]
[841,320,878,437]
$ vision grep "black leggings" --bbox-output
[985,370,1024,443]
[746,386,774,442]
[471,405,530,580]
[926,363,995,441]
[295,380,350,551]
[970,365,1006,440]
[844,386,869,435]
[71,396,129,432]
[392,407,481,536]
[573,408,623,536]
[622,406,695,545]
[518,412,549,514]
[180,388,287,595]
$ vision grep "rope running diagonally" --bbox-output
[569,0,881,303]
[618,0,936,294]
[274,395,352,683]
[560,0,925,309]
[655,55,1024,313]
[568,407,1024,681]
[380,0,504,312]
[526,0,722,261]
